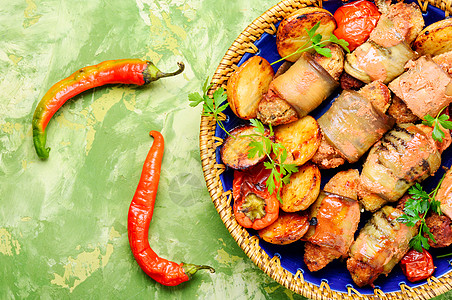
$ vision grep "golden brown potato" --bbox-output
[276,7,336,62]
[280,162,321,212]
[220,125,271,170]
[227,56,274,120]
[258,211,310,245]
[413,18,452,56]
[274,116,321,166]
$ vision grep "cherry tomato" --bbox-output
[400,249,435,282]
[333,0,381,51]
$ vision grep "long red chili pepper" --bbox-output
[128,130,214,286]
[32,59,184,159]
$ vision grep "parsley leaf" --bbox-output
[246,119,298,203]
[398,172,447,252]
[422,106,452,142]
[189,79,230,136]
[271,22,350,65]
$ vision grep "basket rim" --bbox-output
[199,0,452,299]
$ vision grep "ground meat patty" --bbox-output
[387,95,419,124]
[425,213,452,248]
[340,72,364,90]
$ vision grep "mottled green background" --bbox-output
[0,0,451,299]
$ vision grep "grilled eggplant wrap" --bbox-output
[347,206,418,287]
[359,124,441,211]
[267,52,339,118]
[318,90,395,163]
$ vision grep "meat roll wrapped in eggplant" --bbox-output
[304,191,360,272]
[389,56,452,119]
[347,206,418,287]
[359,124,442,212]
[266,52,339,118]
[317,89,395,164]
[344,2,422,84]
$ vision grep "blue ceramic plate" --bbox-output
[216,0,452,295]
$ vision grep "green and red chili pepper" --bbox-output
[128,130,214,286]
[32,59,184,159]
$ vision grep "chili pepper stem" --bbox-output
[182,263,215,278]
[144,61,185,83]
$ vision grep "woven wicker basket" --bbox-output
[199,0,452,299]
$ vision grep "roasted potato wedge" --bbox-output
[227,56,274,120]
[413,18,452,56]
[258,211,309,245]
[220,125,271,169]
[276,7,336,62]
[274,115,321,166]
[280,162,321,212]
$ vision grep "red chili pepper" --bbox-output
[400,249,435,282]
[32,59,184,159]
[333,0,381,51]
[232,163,279,230]
[128,130,214,286]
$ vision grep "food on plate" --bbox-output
[388,56,452,119]
[343,2,422,84]
[280,162,321,212]
[232,163,279,230]
[413,18,452,56]
[359,124,442,212]
[317,88,394,164]
[436,169,452,220]
[323,169,360,200]
[333,0,381,51]
[371,1,424,45]
[258,46,344,126]
[424,213,452,248]
[220,125,272,170]
[210,0,452,289]
[273,115,321,166]
[128,131,214,286]
[400,249,435,283]
[310,44,346,81]
[304,191,360,272]
[226,56,274,120]
[258,211,310,245]
[387,95,419,124]
[347,206,418,287]
[257,95,298,126]
[276,7,337,62]
[433,50,452,76]
[264,53,339,119]
[32,59,184,159]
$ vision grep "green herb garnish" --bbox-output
[247,119,298,202]
[271,21,350,65]
[398,173,447,252]
[423,106,452,142]
[190,82,297,202]
[189,78,230,136]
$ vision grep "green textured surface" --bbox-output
[0,0,451,299]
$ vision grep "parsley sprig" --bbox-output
[189,78,230,136]
[423,106,452,142]
[271,21,350,65]
[398,173,447,252]
[247,119,298,202]
[189,82,297,202]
